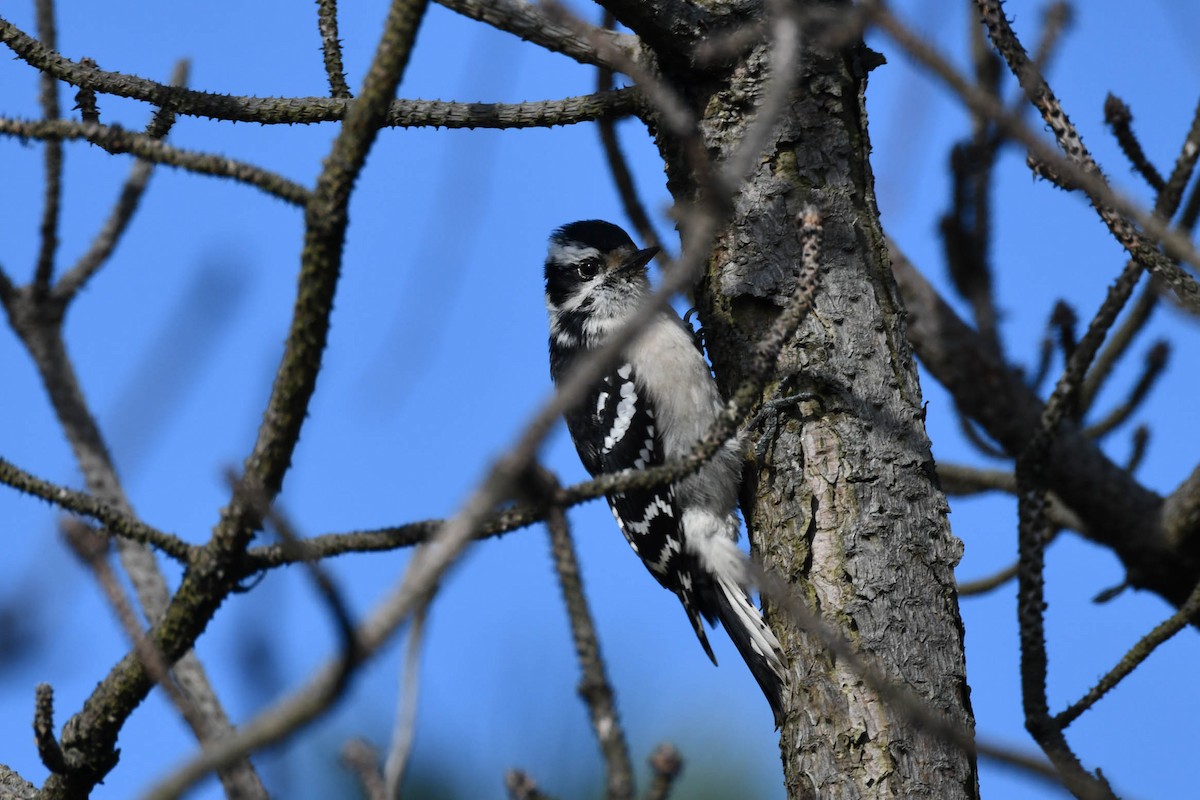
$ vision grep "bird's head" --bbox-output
[544,220,660,345]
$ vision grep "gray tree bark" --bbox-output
[647,3,980,796]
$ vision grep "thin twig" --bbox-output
[1155,94,1200,218]
[34,684,66,774]
[61,519,194,723]
[870,2,1200,309]
[1103,94,1165,192]
[435,0,636,69]
[0,456,194,562]
[1083,341,1168,439]
[1126,426,1149,473]
[957,412,1010,459]
[971,0,1200,311]
[541,470,633,800]
[33,0,62,291]
[39,0,432,794]
[956,561,1019,597]
[1010,202,1144,800]
[1055,577,1200,729]
[1029,1,1073,72]
[505,770,557,800]
[1079,277,1157,413]
[596,13,670,266]
[937,463,1083,532]
[340,739,386,800]
[230,468,363,696]
[0,19,636,129]
[383,606,427,799]
[0,117,310,207]
[643,744,683,800]
[316,0,353,99]
[55,59,192,300]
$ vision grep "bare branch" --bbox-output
[0,18,636,129]
[1055,578,1200,729]
[340,739,386,800]
[1157,94,1200,219]
[316,0,353,99]
[956,561,1018,597]
[0,764,36,799]
[890,241,1200,616]
[55,59,192,301]
[1029,1,1073,72]
[0,456,194,563]
[61,520,195,725]
[36,0,433,795]
[1164,465,1200,551]
[0,117,311,206]
[1104,94,1165,192]
[383,606,426,799]
[937,463,1084,532]
[1080,278,1157,413]
[436,0,636,69]
[1126,426,1149,474]
[1012,199,1145,800]
[596,18,671,265]
[643,744,683,800]
[870,2,1200,310]
[34,684,66,775]
[1083,340,1168,438]
[382,89,642,129]
[34,0,63,291]
[541,471,633,800]
[970,0,1200,312]
[505,770,557,800]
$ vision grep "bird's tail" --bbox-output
[713,571,787,727]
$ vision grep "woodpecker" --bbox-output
[544,219,786,722]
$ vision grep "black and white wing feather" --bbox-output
[563,362,721,663]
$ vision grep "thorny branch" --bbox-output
[383,606,427,799]
[1055,578,1200,729]
[0,456,194,562]
[55,59,192,301]
[596,12,670,265]
[0,17,639,128]
[33,0,62,291]
[540,471,634,800]
[3,0,1198,797]
[316,0,353,99]
[24,0,432,795]
[869,2,1200,309]
[435,0,637,69]
[0,117,312,206]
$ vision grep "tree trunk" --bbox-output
[652,3,980,796]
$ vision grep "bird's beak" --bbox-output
[620,246,660,273]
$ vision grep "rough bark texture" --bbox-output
[653,4,979,797]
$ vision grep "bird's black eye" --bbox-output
[576,257,603,280]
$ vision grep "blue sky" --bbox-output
[1,1,1198,797]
